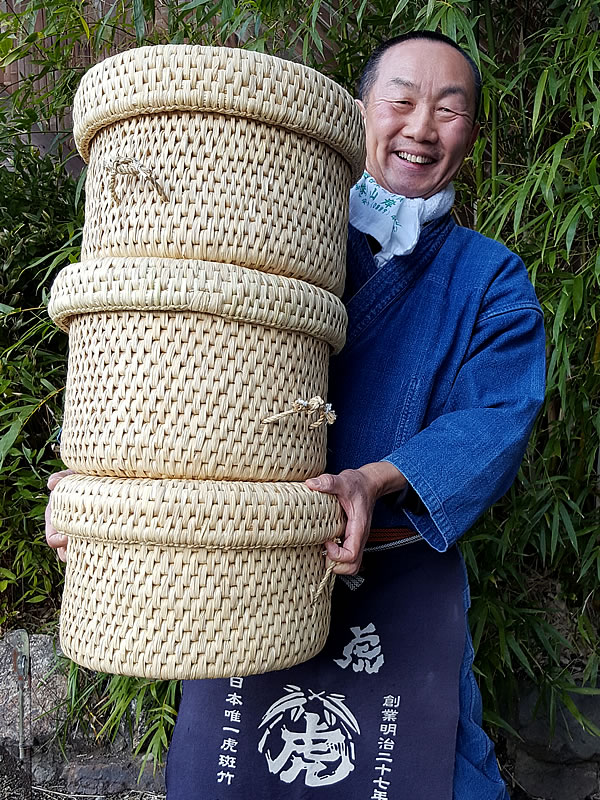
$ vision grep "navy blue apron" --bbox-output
[166,542,465,799]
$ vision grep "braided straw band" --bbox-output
[53,475,343,678]
[51,475,345,548]
[73,45,365,181]
[49,257,347,354]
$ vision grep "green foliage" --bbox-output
[54,659,178,771]
[464,0,600,730]
[0,0,598,766]
[0,122,84,627]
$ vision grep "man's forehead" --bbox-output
[377,40,473,85]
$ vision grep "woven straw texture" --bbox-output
[60,308,332,480]
[73,46,365,177]
[72,46,365,294]
[80,111,353,293]
[52,474,344,679]
[48,257,347,352]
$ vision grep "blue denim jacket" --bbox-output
[327,214,546,551]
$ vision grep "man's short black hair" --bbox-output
[357,31,482,121]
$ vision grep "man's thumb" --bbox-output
[305,473,336,493]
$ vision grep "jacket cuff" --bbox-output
[381,456,457,552]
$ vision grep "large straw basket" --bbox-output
[49,257,346,480]
[73,46,366,295]
[52,474,345,679]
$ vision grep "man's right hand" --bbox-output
[45,469,73,562]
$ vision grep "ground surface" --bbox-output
[0,747,165,800]
[0,744,537,800]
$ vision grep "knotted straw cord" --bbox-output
[106,156,168,204]
[311,537,342,617]
[262,396,336,429]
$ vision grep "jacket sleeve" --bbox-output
[382,293,546,553]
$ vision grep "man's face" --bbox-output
[357,40,480,199]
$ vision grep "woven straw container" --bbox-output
[49,257,346,481]
[73,45,365,296]
[52,474,345,679]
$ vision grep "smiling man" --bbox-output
[48,31,545,800]
[166,33,545,800]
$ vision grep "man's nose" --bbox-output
[401,105,438,143]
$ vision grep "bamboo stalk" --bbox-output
[483,0,498,201]
[472,0,483,227]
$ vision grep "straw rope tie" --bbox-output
[262,396,336,429]
[106,156,168,204]
[311,537,342,618]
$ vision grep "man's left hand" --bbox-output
[306,461,407,575]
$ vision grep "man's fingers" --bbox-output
[47,469,73,491]
[49,533,68,550]
[45,492,68,559]
[48,526,69,562]
[326,544,361,575]
[327,551,362,576]
[46,469,72,561]
[325,524,363,562]
[325,520,366,575]
[45,518,68,548]
[308,470,374,575]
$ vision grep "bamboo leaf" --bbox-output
[556,204,582,256]
[390,0,411,23]
[572,274,583,317]
[180,0,212,9]
[310,24,324,57]
[133,0,146,44]
[558,502,579,553]
[550,503,561,559]
[565,211,580,256]
[0,408,35,469]
[552,287,571,342]
[507,633,536,680]
[356,0,369,25]
[588,155,600,198]
[562,694,600,737]
[310,0,321,29]
[531,68,548,134]
[74,165,87,211]
[482,710,521,738]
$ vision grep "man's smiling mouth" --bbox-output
[396,151,435,165]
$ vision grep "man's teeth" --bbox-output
[397,152,433,164]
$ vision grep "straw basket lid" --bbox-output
[72,45,365,181]
[48,257,347,353]
[51,474,345,549]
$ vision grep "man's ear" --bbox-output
[468,123,480,153]
[355,98,366,121]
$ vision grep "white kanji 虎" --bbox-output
[258,685,361,787]
[334,623,385,674]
